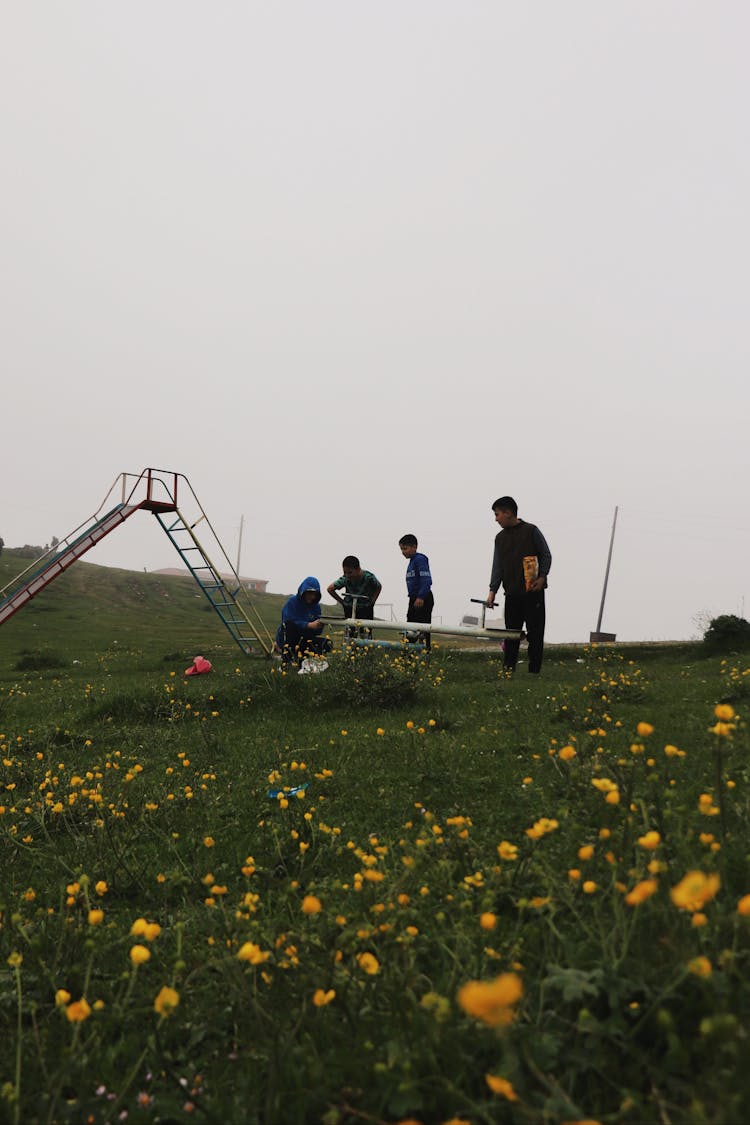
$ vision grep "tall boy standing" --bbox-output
[398,534,434,651]
[486,496,551,674]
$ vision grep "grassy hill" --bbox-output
[0,548,290,667]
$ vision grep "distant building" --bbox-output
[153,568,269,593]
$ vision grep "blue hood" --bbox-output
[296,576,321,601]
[281,576,323,630]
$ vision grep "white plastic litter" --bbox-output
[298,658,329,675]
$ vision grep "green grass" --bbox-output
[1,555,750,1124]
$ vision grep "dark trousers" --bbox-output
[503,591,546,673]
[278,624,330,667]
[344,600,374,639]
[407,592,434,651]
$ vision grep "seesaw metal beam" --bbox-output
[320,617,521,641]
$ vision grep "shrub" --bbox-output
[14,650,67,671]
[702,614,750,652]
[325,642,428,709]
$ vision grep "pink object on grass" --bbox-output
[184,656,212,676]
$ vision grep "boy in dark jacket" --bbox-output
[486,497,551,674]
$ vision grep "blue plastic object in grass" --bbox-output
[267,782,310,800]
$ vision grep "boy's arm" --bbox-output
[284,604,323,630]
[531,527,552,580]
[326,579,346,607]
[526,528,551,593]
[487,539,503,606]
[416,554,432,600]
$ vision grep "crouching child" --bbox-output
[276,577,332,669]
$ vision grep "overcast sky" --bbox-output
[2,3,748,644]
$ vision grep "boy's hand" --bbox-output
[486,591,495,608]
[414,598,424,608]
[308,620,323,631]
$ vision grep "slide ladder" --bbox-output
[155,507,273,657]
[0,468,274,656]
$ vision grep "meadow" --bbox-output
[0,553,749,1125]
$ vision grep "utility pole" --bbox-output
[236,514,244,579]
[590,505,618,642]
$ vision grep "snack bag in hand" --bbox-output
[523,556,538,592]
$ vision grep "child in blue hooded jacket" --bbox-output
[275,577,331,667]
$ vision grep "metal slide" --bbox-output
[0,468,274,656]
[0,502,141,627]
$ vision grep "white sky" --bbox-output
[2,2,748,643]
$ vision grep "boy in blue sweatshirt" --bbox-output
[398,534,434,651]
[275,577,331,668]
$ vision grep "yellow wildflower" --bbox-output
[670,871,721,913]
[154,985,180,1016]
[485,1074,518,1100]
[525,817,559,840]
[66,997,92,1022]
[129,945,151,965]
[312,988,335,1007]
[687,955,712,978]
[237,942,271,965]
[637,831,661,850]
[625,879,658,906]
[357,952,380,975]
[301,894,322,914]
[456,972,522,1027]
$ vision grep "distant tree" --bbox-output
[51,536,59,549]
[0,537,4,556]
[702,614,750,652]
